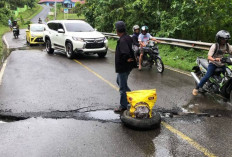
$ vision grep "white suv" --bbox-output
[43,20,108,59]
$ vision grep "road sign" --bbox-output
[64,8,68,14]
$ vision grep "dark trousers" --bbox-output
[198,63,225,88]
[116,71,131,109]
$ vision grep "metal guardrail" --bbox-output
[102,32,213,50]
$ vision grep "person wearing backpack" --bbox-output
[192,30,232,95]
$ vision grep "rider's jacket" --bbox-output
[208,43,232,67]
[115,33,136,73]
[132,33,140,47]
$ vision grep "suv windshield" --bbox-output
[65,23,94,32]
[30,25,44,32]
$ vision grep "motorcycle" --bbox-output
[13,26,19,39]
[191,56,232,102]
[137,41,164,73]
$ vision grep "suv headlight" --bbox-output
[72,37,84,42]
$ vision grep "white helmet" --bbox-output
[133,25,140,32]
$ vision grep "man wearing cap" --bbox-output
[114,21,137,113]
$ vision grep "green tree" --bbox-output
[83,0,232,42]
[73,2,84,17]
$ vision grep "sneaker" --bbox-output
[114,107,127,113]
[192,88,198,96]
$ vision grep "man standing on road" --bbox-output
[114,21,137,113]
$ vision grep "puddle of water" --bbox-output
[85,110,120,120]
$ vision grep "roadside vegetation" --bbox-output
[18,4,43,28]
[74,0,230,71]
[48,4,85,21]
[0,0,40,64]
[107,38,207,71]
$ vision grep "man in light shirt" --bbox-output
[192,30,232,95]
[138,26,160,70]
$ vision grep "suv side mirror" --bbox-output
[58,29,65,33]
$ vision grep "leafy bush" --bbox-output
[0,8,13,25]
[82,0,232,43]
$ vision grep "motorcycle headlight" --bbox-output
[72,37,84,42]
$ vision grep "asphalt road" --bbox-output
[0,5,232,157]
[30,5,51,24]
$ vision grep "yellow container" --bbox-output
[126,89,157,118]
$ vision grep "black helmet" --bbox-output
[216,30,231,43]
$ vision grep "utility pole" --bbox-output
[54,0,57,20]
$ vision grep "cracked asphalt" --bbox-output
[0,5,232,157]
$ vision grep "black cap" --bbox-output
[115,21,126,30]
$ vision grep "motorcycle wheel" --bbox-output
[155,58,164,73]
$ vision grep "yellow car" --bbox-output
[26,24,46,45]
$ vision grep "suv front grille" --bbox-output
[85,38,105,49]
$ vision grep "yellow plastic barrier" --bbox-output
[126,89,157,118]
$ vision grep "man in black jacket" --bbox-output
[114,21,137,113]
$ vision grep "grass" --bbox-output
[108,38,117,50]
[17,4,43,28]
[158,45,208,71]
[107,38,208,71]
[0,24,9,60]
[48,8,85,20]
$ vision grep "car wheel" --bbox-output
[45,39,54,54]
[97,51,107,58]
[26,38,31,46]
[66,42,75,59]
[121,110,161,130]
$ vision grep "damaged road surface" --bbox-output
[0,29,232,156]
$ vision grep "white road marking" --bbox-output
[0,60,7,85]
[3,35,9,49]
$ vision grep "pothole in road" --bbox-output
[74,110,121,122]
[0,115,28,123]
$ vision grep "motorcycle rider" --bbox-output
[132,25,140,62]
[38,18,42,24]
[192,30,232,95]
[12,20,20,35]
[138,26,160,70]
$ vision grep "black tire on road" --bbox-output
[45,39,54,54]
[97,51,107,58]
[26,38,31,46]
[156,58,164,73]
[66,42,75,59]
[121,110,161,130]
